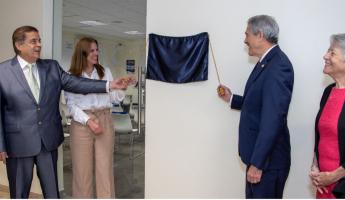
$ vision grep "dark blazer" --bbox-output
[315,83,345,198]
[231,45,294,170]
[0,57,107,157]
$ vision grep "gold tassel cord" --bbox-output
[209,36,225,96]
[209,36,221,85]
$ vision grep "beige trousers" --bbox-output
[70,109,115,198]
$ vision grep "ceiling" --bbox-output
[63,0,146,40]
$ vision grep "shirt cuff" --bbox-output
[76,110,91,125]
[110,90,125,103]
[82,115,90,126]
[229,94,233,107]
[106,81,110,92]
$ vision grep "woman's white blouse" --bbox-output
[64,67,125,125]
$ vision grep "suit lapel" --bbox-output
[9,57,36,102]
[244,62,261,97]
[259,45,280,69]
[36,59,47,103]
[243,45,280,97]
[251,63,265,83]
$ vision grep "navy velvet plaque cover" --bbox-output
[147,32,209,83]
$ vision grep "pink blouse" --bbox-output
[317,87,345,199]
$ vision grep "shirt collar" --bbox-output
[259,44,277,63]
[82,67,97,78]
[17,55,36,70]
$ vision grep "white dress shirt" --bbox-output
[17,55,41,88]
[64,67,125,125]
[259,44,277,63]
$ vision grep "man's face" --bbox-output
[16,31,41,63]
[244,25,261,57]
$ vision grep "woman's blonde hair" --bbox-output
[69,37,105,79]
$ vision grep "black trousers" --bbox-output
[6,146,59,199]
[245,167,290,199]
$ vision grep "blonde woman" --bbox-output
[65,37,135,198]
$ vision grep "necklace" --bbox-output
[85,67,94,77]
[86,71,92,76]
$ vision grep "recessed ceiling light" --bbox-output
[64,14,79,18]
[79,20,107,26]
[124,31,145,35]
[112,20,123,24]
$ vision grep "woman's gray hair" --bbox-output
[330,33,345,58]
[248,15,279,44]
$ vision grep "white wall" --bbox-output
[0,0,44,60]
[0,0,54,194]
[146,0,345,198]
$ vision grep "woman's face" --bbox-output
[87,42,99,66]
[323,44,345,77]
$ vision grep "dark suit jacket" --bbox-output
[315,83,345,198]
[231,46,294,170]
[0,57,107,157]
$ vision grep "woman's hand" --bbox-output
[316,186,329,194]
[312,166,345,187]
[313,171,338,187]
[309,165,329,194]
[309,165,320,186]
[87,118,103,135]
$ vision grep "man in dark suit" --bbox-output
[218,15,294,198]
[0,26,132,198]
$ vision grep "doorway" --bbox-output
[54,0,146,198]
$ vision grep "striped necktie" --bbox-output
[27,63,40,102]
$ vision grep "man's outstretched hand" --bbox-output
[110,75,137,90]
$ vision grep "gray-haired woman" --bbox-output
[310,33,345,198]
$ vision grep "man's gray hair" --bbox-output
[330,33,345,59]
[248,15,279,44]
